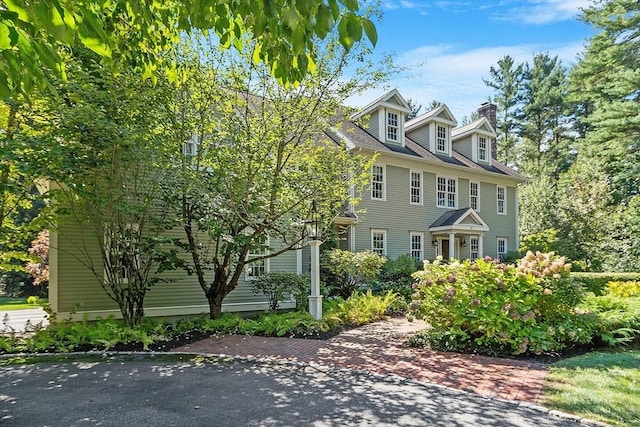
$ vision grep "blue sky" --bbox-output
[348,0,597,120]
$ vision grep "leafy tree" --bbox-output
[167,37,389,318]
[24,229,49,295]
[482,55,524,167]
[603,196,640,271]
[0,0,378,97]
[555,159,613,270]
[0,100,49,278]
[34,50,183,326]
[518,175,558,236]
[569,0,640,203]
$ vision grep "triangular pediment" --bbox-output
[405,103,457,131]
[351,89,411,119]
[429,208,489,233]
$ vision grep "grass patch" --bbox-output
[543,347,640,427]
[0,297,47,311]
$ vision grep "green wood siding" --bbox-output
[52,218,298,316]
[407,126,430,151]
[352,155,519,262]
[453,135,473,160]
[367,110,380,140]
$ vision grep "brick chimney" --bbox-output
[477,101,497,160]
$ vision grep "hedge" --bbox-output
[571,272,640,295]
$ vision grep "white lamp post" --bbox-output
[305,201,323,320]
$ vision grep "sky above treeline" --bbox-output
[349,0,597,120]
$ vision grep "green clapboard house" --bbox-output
[47,89,524,320]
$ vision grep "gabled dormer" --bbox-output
[351,89,411,147]
[451,117,496,165]
[405,104,457,157]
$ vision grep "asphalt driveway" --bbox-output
[0,354,582,427]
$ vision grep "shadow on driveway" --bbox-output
[0,354,580,427]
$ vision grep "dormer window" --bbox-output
[387,111,398,142]
[436,125,448,153]
[478,136,488,162]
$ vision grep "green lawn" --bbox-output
[0,297,46,311]
[543,347,640,427]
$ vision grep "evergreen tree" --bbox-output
[569,0,640,203]
[482,55,524,168]
[519,53,574,178]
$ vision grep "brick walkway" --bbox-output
[171,317,548,404]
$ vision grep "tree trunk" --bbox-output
[207,296,223,319]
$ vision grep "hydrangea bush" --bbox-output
[408,252,595,355]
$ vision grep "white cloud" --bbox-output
[491,0,592,25]
[347,40,587,119]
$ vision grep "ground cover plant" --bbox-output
[542,347,640,427]
[0,291,400,354]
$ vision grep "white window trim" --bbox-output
[371,229,387,256]
[478,136,488,162]
[371,164,386,201]
[409,170,423,206]
[436,175,458,209]
[497,185,507,215]
[435,124,449,154]
[410,232,424,261]
[245,237,271,280]
[497,237,507,260]
[469,181,480,212]
[470,235,480,261]
[386,111,399,143]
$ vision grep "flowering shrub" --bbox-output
[408,252,593,355]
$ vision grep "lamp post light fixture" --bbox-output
[305,201,323,320]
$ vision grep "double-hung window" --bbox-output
[410,232,423,261]
[470,236,479,261]
[371,230,387,256]
[478,136,488,162]
[387,112,398,142]
[371,165,385,201]
[437,176,457,208]
[497,237,507,260]
[469,181,480,211]
[436,125,448,153]
[246,239,270,280]
[410,171,422,205]
[497,185,506,215]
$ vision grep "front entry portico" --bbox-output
[430,208,489,260]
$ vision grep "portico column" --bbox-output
[478,235,484,258]
[448,232,455,260]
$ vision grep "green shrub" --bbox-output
[251,272,310,310]
[408,253,593,355]
[580,295,640,346]
[606,281,640,298]
[240,311,328,338]
[372,254,419,302]
[322,249,387,299]
[324,290,397,326]
[571,272,640,295]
